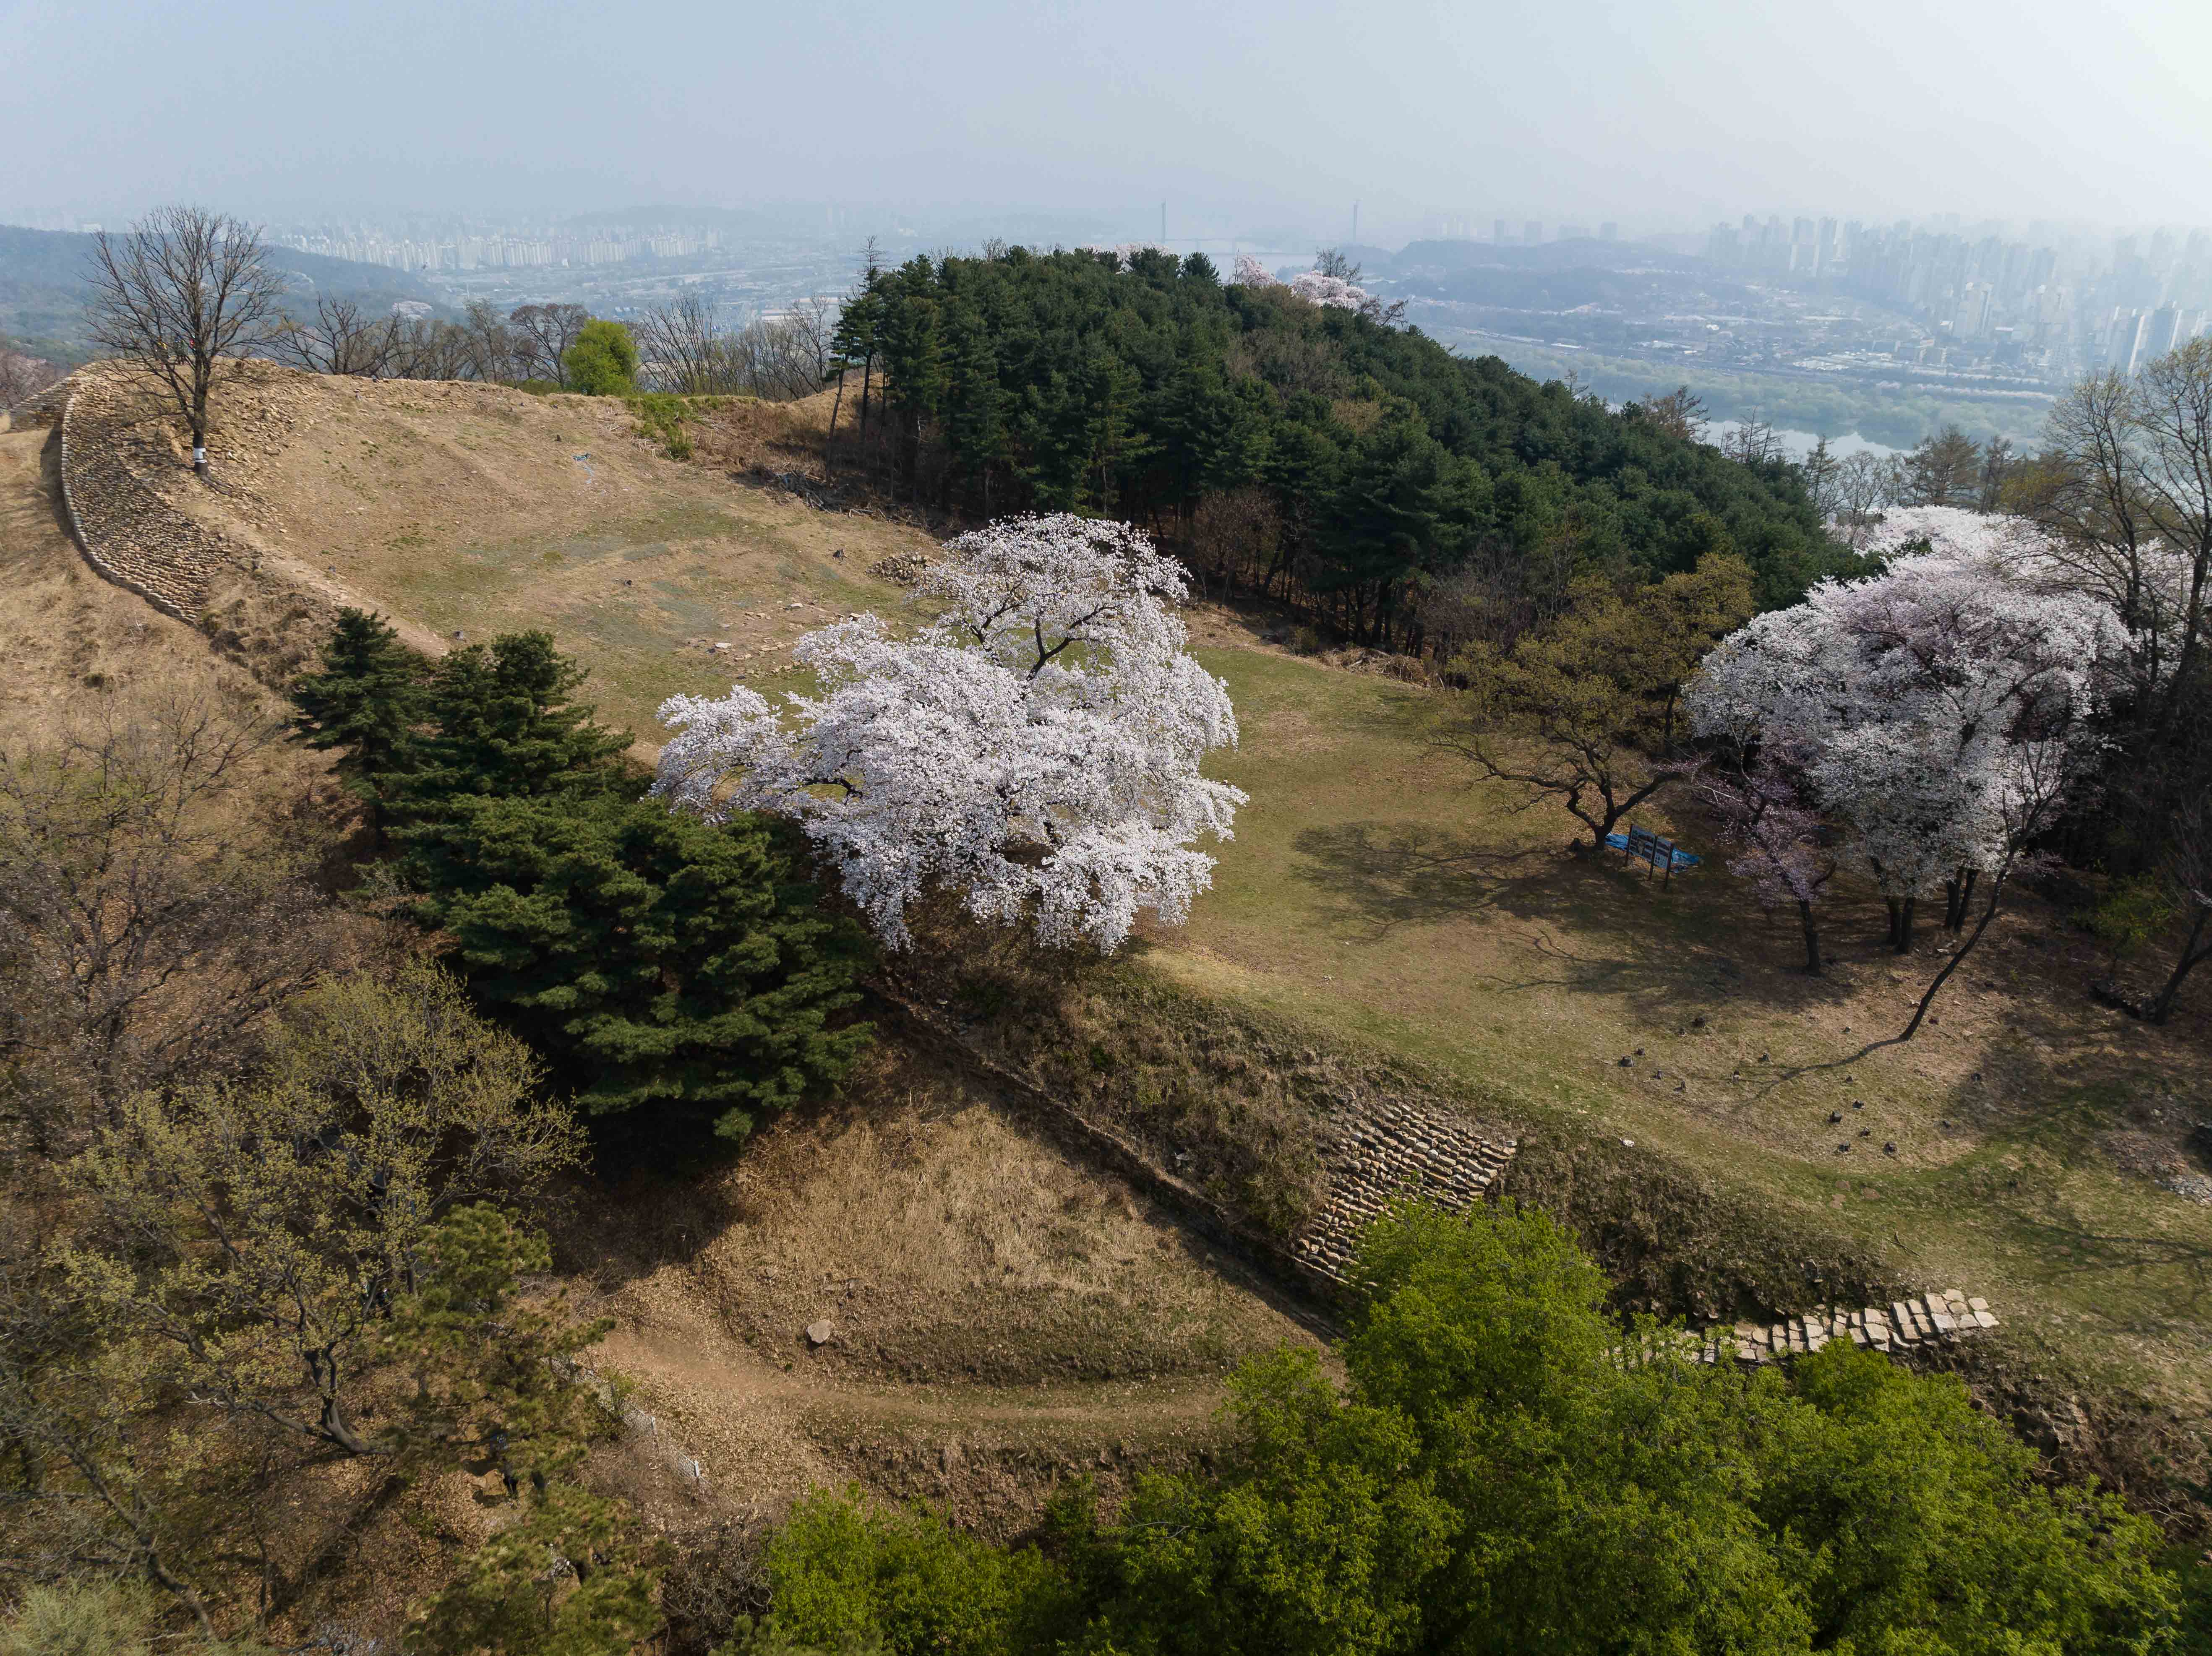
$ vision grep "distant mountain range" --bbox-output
[0,225,437,361]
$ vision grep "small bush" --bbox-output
[564,320,639,396]
[0,1581,159,1656]
[2089,874,2178,961]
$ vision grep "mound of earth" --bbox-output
[113,362,943,741]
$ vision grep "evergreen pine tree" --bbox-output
[942,299,1002,512]
[877,260,947,493]
[826,272,885,464]
[401,631,629,820]
[289,608,428,846]
[409,793,870,1145]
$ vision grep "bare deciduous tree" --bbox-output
[462,299,524,383]
[84,207,288,477]
[2027,344,2212,740]
[0,687,343,1148]
[636,289,740,393]
[2131,338,2212,723]
[387,317,480,381]
[785,294,839,388]
[2021,370,2160,628]
[2142,789,2212,1023]
[1831,450,1894,546]
[1640,384,1708,445]
[1720,417,1780,466]
[0,344,63,410]
[508,302,590,388]
[267,292,399,378]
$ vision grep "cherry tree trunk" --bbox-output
[2147,907,2212,1025]
[1798,900,1823,974]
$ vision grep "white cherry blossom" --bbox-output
[652,515,1246,953]
[1287,271,1372,312]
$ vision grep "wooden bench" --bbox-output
[1604,824,1701,886]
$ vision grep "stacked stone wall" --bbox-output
[1695,1288,1999,1367]
[54,367,247,622]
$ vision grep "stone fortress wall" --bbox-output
[1295,1092,1519,1280]
[50,364,242,621]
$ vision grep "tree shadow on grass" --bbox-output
[1289,820,1860,1022]
[1287,822,1555,938]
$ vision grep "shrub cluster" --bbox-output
[734,1202,2188,1656]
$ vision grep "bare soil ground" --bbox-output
[549,1043,1316,1535]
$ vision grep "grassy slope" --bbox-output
[175,369,2212,1416]
[153,368,939,738]
[1172,647,2212,1401]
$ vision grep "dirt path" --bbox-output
[582,1258,1245,1538]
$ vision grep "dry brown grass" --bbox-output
[0,426,282,736]
[547,1044,1314,1538]
[115,366,942,742]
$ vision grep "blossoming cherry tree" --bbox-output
[652,515,1246,953]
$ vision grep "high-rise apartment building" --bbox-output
[2108,309,2147,373]
[1952,281,1993,341]
[2143,304,2184,362]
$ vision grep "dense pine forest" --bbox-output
[831,247,1849,650]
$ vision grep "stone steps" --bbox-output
[1292,1093,1519,1281]
[1687,1289,1998,1365]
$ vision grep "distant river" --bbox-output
[1704,420,1899,462]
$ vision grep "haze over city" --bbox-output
[5,0,2210,230]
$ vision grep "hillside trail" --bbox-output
[572,1228,1248,1536]
[607,1319,1228,1426]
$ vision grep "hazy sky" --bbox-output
[8,0,2210,234]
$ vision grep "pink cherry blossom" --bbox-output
[1689,547,2126,908]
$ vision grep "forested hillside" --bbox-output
[838,247,1847,648]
